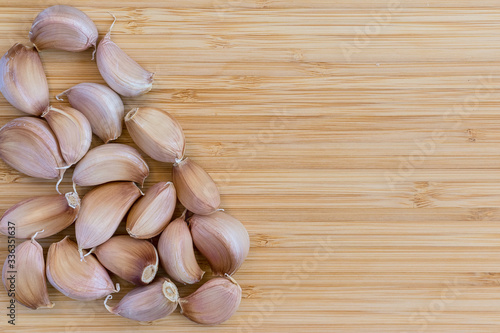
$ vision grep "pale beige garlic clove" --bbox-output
[2,231,54,309]
[73,144,149,187]
[95,236,158,286]
[0,192,79,239]
[0,43,49,116]
[189,211,249,276]
[104,277,178,322]
[125,107,185,163]
[56,83,124,143]
[96,15,154,97]
[126,182,176,239]
[158,213,204,285]
[46,236,118,301]
[179,276,242,325]
[173,158,220,215]
[75,182,142,254]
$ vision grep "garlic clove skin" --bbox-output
[73,143,149,187]
[189,211,249,276]
[46,236,118,301]
[158,215,204,285]
[0,117,65,180]
[75,182,142,251]
[95,236,158,286]
[42,105,92,167]
[173,158,220,215]
[126,182,176,239]
[29,5,98,53]
[0,43,49,116]
[57,83,124,143]
[105,277,178,322]
[2,236,54,309]
[179,276,242,325]
[125,107,185,163]
[0,192,80,239]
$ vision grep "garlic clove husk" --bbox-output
[0,192,79,239]
[75,182,142,251]
[95,235,158,286]
[126,182,176,239]
[0,117,65,180]
[158,214,204,285]
[46,236,118,301]
[29,5,98,53]
[0,43,49,116]
[42,105,92,167]
[56,83,124,143]
[96,16,154,97]
[125,107,185,163]
[172,158,220,215]
[104,277,178,322]
[179,276,242,325]
[73,143,149,187]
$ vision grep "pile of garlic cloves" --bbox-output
[0,5,250,326]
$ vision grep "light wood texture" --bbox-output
[1,0,500,332]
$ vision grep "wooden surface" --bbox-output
[2,0,500,332]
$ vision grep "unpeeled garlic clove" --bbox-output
[0,117,65,180]
[42,105,92,167]
[104,277,178,322]
[179,276,242,325]
[73,143,149,187]
[158,214,205,285]
[29,5,98,53]
[75,182,142,252]
[56,83,124,143]
[2,232,54,309]
[96,16,154,97]
[189,211,249,276]
[125,107,185,163]
[46,236,118,301]
[95,236,158,286]
[0,192,79,239]
[126,182,176,239]
[173,158,220,215]
[0,43,49,116]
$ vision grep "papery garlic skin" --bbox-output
[95,236,158,285]
[29,5,98,52]
[126,182,176,239]
[0,43,49,116]
[125,107,185,163]
[179,276,242,325]
[46,236,117,301]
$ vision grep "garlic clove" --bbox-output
[173,158,220,215]
[179,276,242,325]
[0,43,49,116]
[95,235,158,286]
[46,236,118,301]
[56,83,124,143]
[158,214,205,285]
[0,192,79,239]
[29,5,98,53]
[0,117,65,180]
[75,182,142,252]
[125,107,185,163]
[2,232,54,309]
[126,182,176,239]
[96,15,154,97]
[42,105,92,167]
[189,211,250,276]
[73,143,149,187]
[104,277,178,322]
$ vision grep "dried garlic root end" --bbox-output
[65,192,80,209]
[141,264,157,284]
[124,108,138,122]
[162,280,179,303]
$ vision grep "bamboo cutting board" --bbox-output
[2,0,500,332]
